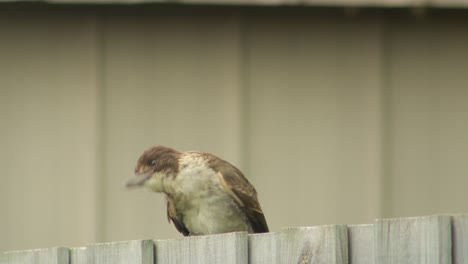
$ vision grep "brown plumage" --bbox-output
[126,145,269,236]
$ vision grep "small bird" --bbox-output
[126,145,269,236]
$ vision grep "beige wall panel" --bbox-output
[101,7,244,242]
[0,7,99,251]
[244,11,384,229]
[385,13,468,217]
[1,5,467,252]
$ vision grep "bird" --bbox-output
[126,145,269,236]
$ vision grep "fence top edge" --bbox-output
[90,239,154,246]
[347,224,374,228]
[3,213,468,254]
[375,214,454,222]
[450,213,468,218]
[69,247,87,251]
[154,231,248,242]
[248,232,277,238]
[1,247,69,255]
[281,224,348,231]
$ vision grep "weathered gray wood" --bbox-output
[0,247,69,264]
[280,225,348,264]
[348,224,374,264]
[248,232,280,264]
[452,214,468,264]
[4,214,468,263]
[87,240,153,264]
[69,247,91,264]
[375,215,451,264]
[154,232,247,264]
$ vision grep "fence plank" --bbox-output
[280,225,348,264]
[452,214,468,264]
[154,232,247,264]
[248,232,280,264]
[69,247,91,264]
[87,240,153,264]
[375,215,451,264]
[348,224,374,264]
[0,247,69,264]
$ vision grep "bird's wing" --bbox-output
[205,154,269,233]
[166,195,190,236]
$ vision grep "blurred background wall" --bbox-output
[1,3,467,252]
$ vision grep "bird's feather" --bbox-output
[166,195,190,236]
[205,154,269,233]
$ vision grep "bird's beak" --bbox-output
[125,171,152,188]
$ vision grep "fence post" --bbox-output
[452,214,468,264]
[248,232,280,264]
[279,225,348,264]
[69,247,90,264]
[0,247,69,264]
[348,224,374,264]
[154,231,247,264]
[375,215,451,264]
[69,240,153,264]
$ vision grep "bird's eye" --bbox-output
[149,160,157,166]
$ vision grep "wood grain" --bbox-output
[452,214,468,264]
[155,232,247,264]
[348,224,374,264]
[375,215,451,264]
[0,247,68,264]
[280,225,348,264]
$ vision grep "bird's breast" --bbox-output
[169,158,252,234]
[181,191,251,235]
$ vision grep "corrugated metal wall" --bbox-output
[1,4,467,252]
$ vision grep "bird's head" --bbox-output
[126,145,181,193]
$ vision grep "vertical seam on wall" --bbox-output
[239,8,251,178]
[95,6,107,243]
[381,10,392,218]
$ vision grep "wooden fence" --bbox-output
[1,214,467,263]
